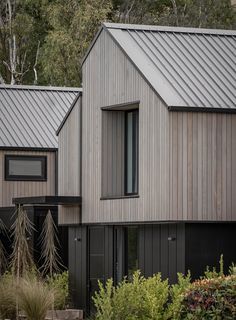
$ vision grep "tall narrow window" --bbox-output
[125,110,138,195]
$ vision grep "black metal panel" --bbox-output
[160,224,169,280]
[12,195,81,205]
[144,225,153,277]
[185,223,236,279]
[138,223,185,283]
[68,226,87,310]
[168,224,177,283]
[152,225,161,273]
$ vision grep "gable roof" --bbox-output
[0,85,81,149]
[84,23,236,112]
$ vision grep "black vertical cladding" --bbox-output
[68,226,87,310]
[185,223,236,279]
[138,224,185,283]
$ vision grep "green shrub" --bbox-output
[180,275,236,320]
[164,272,191,320]
[46,271,69,309]
[93,270,170,320]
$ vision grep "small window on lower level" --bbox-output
[5,155,47,181]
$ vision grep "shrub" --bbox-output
[164,272,191,320]
[93,270,170,320]
[180,275,236,319]
[18,277,55,320]
[0,272,16,319]
[46,271,69,309]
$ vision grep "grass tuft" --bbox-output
[18,277,55,320]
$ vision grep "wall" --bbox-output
[0,149,55,207]
[82,29,170,223]
[169,112,236,221]
[58,97,81,224]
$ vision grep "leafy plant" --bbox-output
[180,275,236,319]
[46,271,69,309]
[93,270,170,320]
[164,272,191,320]
[18,277,55,320]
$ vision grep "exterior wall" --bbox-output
[82,29,170,223]
[82,29,236,223]
[58,97,81,225]
[0,150,55,207]
[169,112,236,221]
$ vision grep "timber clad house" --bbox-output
[0,85,81,265]
[57,23,236,313]
[0,23,236,315]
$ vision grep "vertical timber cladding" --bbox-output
[82,28,170,224]
[139,224,185,283]
[0,150,56,207]
[58,97,81,225]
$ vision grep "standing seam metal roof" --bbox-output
[0,85,81,149]
[89,23,236,111]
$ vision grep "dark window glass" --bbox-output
[125,227,138,280]
[5,155,47,181]
[125,110,138,195]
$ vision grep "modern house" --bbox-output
[57,23,236,313]
[0,84,81,264]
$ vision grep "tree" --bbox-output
[40,0,112,86]
[0,0,52,84]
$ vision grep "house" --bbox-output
[0,84,81,265]
[60,23,235,313]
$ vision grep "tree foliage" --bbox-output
[0,0,235,86]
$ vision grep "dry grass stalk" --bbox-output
[40,210,62,276]
[10,205,34,277]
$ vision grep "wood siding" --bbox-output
[0,150,55,207]
[58,97,81,225]
[169,112,236,221]
[82,29,236,223]
[82,29,170,223]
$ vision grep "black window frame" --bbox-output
[5,155,47,181]
[124,109,139,196]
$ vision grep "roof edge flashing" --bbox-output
[0,84,82,92]
[103,22,236,36]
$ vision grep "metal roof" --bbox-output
[0,85,81,149]
[101,23,236,111]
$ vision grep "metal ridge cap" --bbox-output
[0,84,82,92]
[103,22,236,36]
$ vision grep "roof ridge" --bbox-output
[0,84,82,92]
[103,22,236,36]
